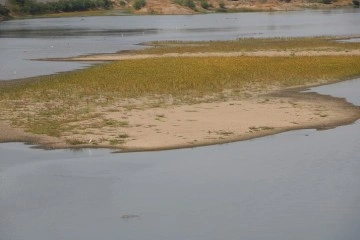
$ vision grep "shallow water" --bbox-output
[307,78,360,105]
[1,79,359,240]
[1,9,360,80]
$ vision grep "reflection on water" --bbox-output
[308,78,360,105]
[0,79,359,240]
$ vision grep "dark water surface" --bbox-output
[1,79,360,240]
[1,9,360,80]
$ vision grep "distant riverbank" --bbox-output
[2,0,357,21]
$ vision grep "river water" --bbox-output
[1,9,360,240]
[1,9,360,80]
[0,79,359,240]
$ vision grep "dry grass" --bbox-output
[3,56,360,100]
[1,37,360,138]
[139,37,360,55]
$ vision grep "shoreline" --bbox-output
[1,82,359,152]
[41,49,360,62]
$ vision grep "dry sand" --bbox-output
[69,90,360,151]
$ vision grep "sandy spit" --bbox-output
[1,86,359,152]
[48,50,360,62]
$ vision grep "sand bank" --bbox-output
[1,86,359,152]
[46,50,360,62]
[2,46,360,151]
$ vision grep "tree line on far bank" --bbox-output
[1,0,359,19]
[7,0,113,15]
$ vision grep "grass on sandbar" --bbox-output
[1,43,360,138]
[3,56,360,101]
[139,37,360,55]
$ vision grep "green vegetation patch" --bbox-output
[9,0,113,15]
[7,56,360,97]
[173,0,196,9]
[2,56,360,102]
[133,0,146,10]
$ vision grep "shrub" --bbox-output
[173,0,196,9]
[0,5,10,17]
[9,0,113,15]
[200,0,210,9]
[133,0,146,9]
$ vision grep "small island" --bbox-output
[1,36,360,151]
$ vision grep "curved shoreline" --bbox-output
[1,82,359,152]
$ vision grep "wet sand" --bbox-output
[42,49,360,62]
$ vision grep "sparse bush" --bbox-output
[200,0,210,9]
[0,5,10,17]
[216,2,226,11]
[9,0,113,15]
[173,0,196,9]
[66,139,85,145]
[118,133,129,138]
[133,0,146,9]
